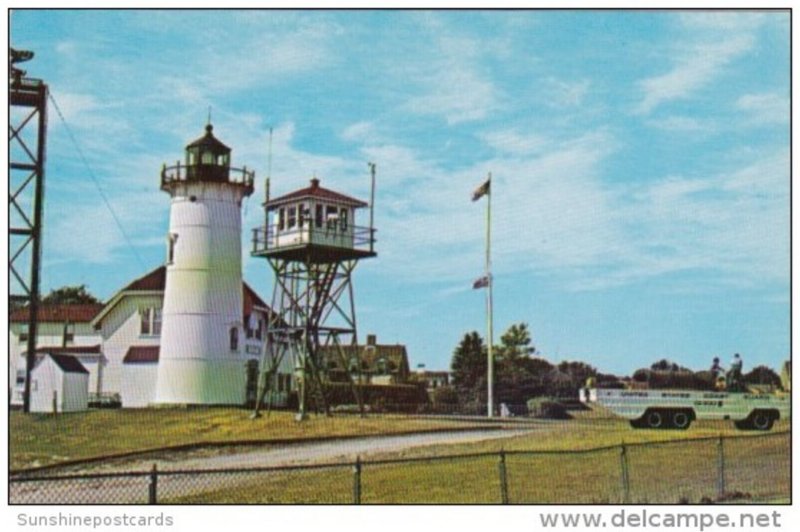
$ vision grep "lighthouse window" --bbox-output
[287,206,297,229]
[167,233,178,265]
[201,151,214,164]
[340,208,348,231]
[188,152,196,165]
[315,204,323,228]
[230,327,239,351]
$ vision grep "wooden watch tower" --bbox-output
[251,166,376,420]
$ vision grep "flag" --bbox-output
[472,275,490,289]
[471,178,491,201]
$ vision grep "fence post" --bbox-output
[353,456,362,505]
[498,449,509,504]
[716,435,725,500]
[148,463,158,505]
[620,443,630,504]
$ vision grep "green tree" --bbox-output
[450,331,487,404]
[41,285,101,305]
[497,322,537,361]
[744,365,782,388]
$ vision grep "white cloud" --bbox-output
[481,129,549,156]
[401,18,501,125]
[545,77,590,108]
[406,64,498,125]
[736,92,789,125]
[341,121,377,143]
[645,115,714,133]
[636,34,754,114]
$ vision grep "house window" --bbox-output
[340,208,348,231]
[18,325,28,343]
[140,308,151,335]
[63,322,75,345]
[255,318,263,341]
[230,327,239,351]
[376,357,388,375]
[278,208,285,231]
[153,308,162,336]
[315,204,323,228]
[16,370,25,385]
[140,307,163,336]
[298,203,306,227]
[287,206,297,229]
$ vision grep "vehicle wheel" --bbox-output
[734,419,752,430]
[671,411,692,430]
[751,411,774,431]
[645,409,664,429]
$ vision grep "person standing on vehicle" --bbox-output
[710,357,725,389]
[728,353,744,391]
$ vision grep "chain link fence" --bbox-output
[10,431,789,505]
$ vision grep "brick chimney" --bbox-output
[366,334,377,346]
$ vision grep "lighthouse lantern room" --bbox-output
[154,124,255,405]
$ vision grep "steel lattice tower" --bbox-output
[9,48,48,413]
[251,167,376,420]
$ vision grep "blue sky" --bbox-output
[9,10,789,375]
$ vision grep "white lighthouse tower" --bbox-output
[153,123,255,405]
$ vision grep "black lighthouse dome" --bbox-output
[161,123,254,195]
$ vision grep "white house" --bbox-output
[29,353,90,413]
[10,304,104,407]
[10,266,293,408]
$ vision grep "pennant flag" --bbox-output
[471,178,491,201]
[472,275,490,289]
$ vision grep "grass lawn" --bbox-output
[11,408,789,504]
[164,414,790,504]
[9,408,487,470]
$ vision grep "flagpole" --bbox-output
[486,172,494,418]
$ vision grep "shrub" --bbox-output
[322,382,429,412]
[430,385,459,406]
[526,397,572,420]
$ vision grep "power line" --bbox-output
[48,92,147,270]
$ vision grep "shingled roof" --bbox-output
[93,265,272,327]
[123,346,160,364]
[10,304,105,324]
[46,354,90,374]
[266,178,368,209]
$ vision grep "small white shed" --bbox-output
[30,354,90,413]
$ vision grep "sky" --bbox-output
[8,9,790,376]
